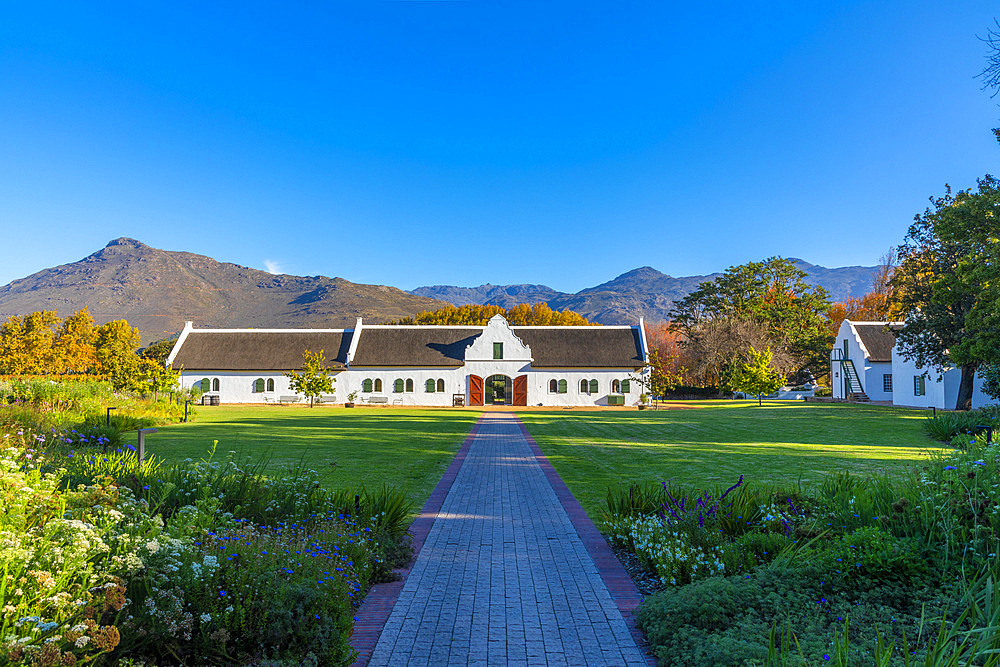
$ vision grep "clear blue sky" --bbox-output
[1,2,997,292]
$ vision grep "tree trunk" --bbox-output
[757,393,762,407]
[956,364,978,410]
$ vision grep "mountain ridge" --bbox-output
[0,239,879,342]
[410,258,877,323]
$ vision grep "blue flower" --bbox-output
[219,590,228,597]
[944,466,957,471]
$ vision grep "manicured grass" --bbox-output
[520,401,946,520]
[151,406,482,507]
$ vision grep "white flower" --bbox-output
[75,636,91,648]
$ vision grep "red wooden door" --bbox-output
[469,375,484,406]
[513,374,527,406]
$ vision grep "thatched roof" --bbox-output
[349,328,482,367]
[513,327,645,368]
[170,322,647,371]
[853,323,902,363]
[170,331,351,371]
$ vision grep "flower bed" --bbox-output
[606,436,1000,665]
[1,397,413,666]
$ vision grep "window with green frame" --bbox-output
[589,379,599,394]
[493,342,503,359]
[394,379,404,393]
[253,378,265,393]
[580,379,589,393]
[374,378,382,392]
[199,378,211,392]
[426,379,436,392]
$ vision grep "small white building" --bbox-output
[830,320,901,402]
[833,319,997,410]
[165,315,650,407]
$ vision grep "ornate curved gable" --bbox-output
[464,315,532,362]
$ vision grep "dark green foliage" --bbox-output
[892,176,1000,408]
[924,410,998,442]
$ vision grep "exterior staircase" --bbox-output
[833,350,869,402]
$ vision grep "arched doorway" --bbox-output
[484,374,512,405]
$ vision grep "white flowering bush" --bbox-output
[0,443,126,665]
[605,514,725,586]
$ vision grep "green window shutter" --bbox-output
[394,379,404,393]
[437,379,445,392]
[426,379,435,392]
[590,379,599,394]
[200,378,210,392]
[621,379,630,393]
[254,378,265,393]
[406,379,414,392]
[362,379,372,392]
[493,342,503,359]
[558,379,567,394]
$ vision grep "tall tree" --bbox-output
[891,176,1000,410]
[670,257,831,383]
[95,319,143,391]
[54,308,98,373]
[0,311,60,374]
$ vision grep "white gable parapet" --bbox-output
[346,317,363,366]
[165,321,194,368]
[464,314,532,362]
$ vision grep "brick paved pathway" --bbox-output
[365,413,649,666]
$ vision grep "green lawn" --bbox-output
[520,401,946,520]
[151,406,482,507]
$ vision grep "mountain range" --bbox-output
[410,260,877,325]
[0,238,877,344]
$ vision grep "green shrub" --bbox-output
[924,409,998,442]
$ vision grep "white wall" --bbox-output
[890,349,953,409]
[179,371,312,404]
[344,367,467,406]
[180,366,646,406]
[864,362,894,402]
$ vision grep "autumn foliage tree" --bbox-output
[0,308,178,395]
[394,302,593,326]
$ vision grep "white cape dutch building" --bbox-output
[165,314,650,407]
[831,319,996,409]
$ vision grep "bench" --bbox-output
[364,396,389,404]
[278,395,301,404]
[315,395,338,404]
